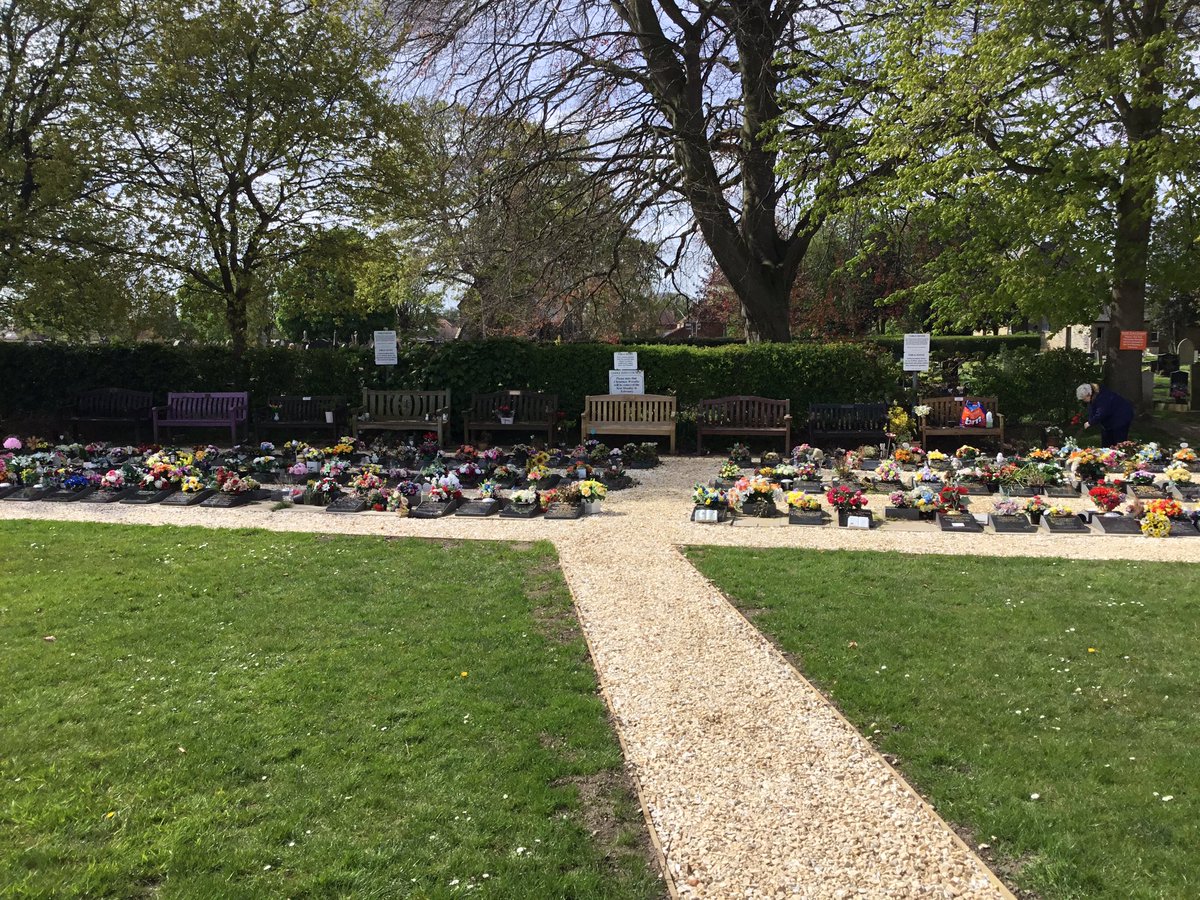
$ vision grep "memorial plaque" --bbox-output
[162,489,215,506]
[325,495,368,513]
[199,491,253,508]
[455,498,501,517]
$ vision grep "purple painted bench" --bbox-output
[153,392,249,444]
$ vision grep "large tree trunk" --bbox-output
[226,286,249,364]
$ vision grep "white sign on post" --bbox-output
[903,333,931,372]
[608,370,645,394]
[373,330,398,366]
[613,351,638,370]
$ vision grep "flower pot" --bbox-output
[582,499,603,516]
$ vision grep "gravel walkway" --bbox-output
[10,458,1195,897]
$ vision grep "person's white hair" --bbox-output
[1076,383,1094,401]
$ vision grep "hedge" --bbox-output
[867,334,1043,357]
[0,340,902,429]
[962,348,1102,425]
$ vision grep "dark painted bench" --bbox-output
[70,388,154,439]
[696,395,791,453]
[352,390,451,445]
[807,402,887,446]
[258,395,347,440]
[153,392,249,444]
[463,391,558,446]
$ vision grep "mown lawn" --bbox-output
[688,546,1198,900]
[0,520,661,898]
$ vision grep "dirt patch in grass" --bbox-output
[554,769,665,894]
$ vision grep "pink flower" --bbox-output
[3,437,21,451]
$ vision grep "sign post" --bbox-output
[903,333,931,398]
[609,351,645,395]
[1118,330,1149,352]
[373,330,398,366]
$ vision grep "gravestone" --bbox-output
[1157,352,1180,374]
[1170,370,1189,404]
[1178,338,1195,366]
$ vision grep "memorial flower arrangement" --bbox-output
[1089,485,1124,513]
[1127,469,1157,486]
[787,491,822,511]
[912,404,931,420]
[456,461,484,480]
[527,450,551,471]
[718,461,741,480]
[727,443,752,464]
[61,473,90,491]
[873,460,903,483]
[772,463,797,478]
[1144,498,1183,519]
[99,470,125,491]
[456,444,479,460]
[992,498,1022,517]
[393,479,422,500]
[509,488,539,507]
[385,490,410,515]
[320,459,349,478]
[141,462,185,490]
[955,445,980,460]
[793,462,820,481]
[526,464,553,483]
[1023,495,1048,515]
[693,485,725,508]
[1068,448,1108,481]
[1045,503,1075,518]
[4,436,22,451]
[1164,464,1191,484]
[926,449,947,464]
[1136,442,1163,463]
[578,479,607,501]
[1028,446,1057,461]
[791,443,815,461]
[756,466,775,480]
[938,485,969,512]
[825,485,867,512]
[418,434,441,458]
[350,471,384,492]
[1141,510,1172,538]
[287,461,308,477]
[761,451,782,466]
[915,465,942,484]
[427,474,463,502]
[889,489,915,509]
[481,447,504,463]
[214,467,258,493]
[732,476,779,504]
[1173,444,1196,463]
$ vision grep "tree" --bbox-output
[417,105,659,341]
[860,0,1200,401]
[399,1,886,341]
[93,0,427,359]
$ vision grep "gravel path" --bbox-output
[11,458,1194,897]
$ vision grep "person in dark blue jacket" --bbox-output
[1077,383,1135,445]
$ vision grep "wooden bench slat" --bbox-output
[352,390,451,445]
[696,395,791,452]
[463,391,559,446]
[153,392,249,443]
[807,402,887,445]
[580,394,676,454]
[918,396,1004,447]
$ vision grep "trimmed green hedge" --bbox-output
[1,340,901,428]
[963,348,1101,425]
[867,334,1043,356]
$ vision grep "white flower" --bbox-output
[1029,792,1041,800]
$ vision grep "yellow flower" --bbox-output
[1088,648,1097,653]
[105,811,116,819]
[460,671,468,678]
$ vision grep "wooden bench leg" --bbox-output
[669,430,675,455]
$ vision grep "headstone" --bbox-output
[1177,338,1195,366]
[1142,368,1155,403]
[1158,352,1180,374]
[1170,370,1189,403]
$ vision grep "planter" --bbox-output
[836,509,874,528]
[161,489,216,506]
[544,502,584,520]
[1042,514,1089,533]
[1093,513,1141,535]
[581,499,603,516]
[200,492,255,508]
[499,503,540,519]
[788,510,828,526]
[938,512,984,532]
[455,498,502,517]
[410,498,462,519]
[691,506,728,524]
[81,487,138,504]
[991,514,1037,534]
[737,499,778,518]
[121,488,177,504]
[42,485,99,503]
[3,485,50,501]
[325,495,368,513]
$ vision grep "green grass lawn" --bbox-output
[687,547,1199,900]
[0,521,661,899]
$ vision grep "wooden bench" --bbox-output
[152,392,249,444]
[258,395,347,440]
[696,395,790,453]
[463,391,558,446]
[807,402,888,446]
[581,394,677,454]
[919,395,1004,447]
[352,390,451,445]
[70,388,154,439]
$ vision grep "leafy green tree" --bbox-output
[855,0,1200,401]
[94,0,427,360]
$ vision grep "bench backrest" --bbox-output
[697,395,789,427]
[584,394,676,423]
[361,390,448,422]
[468,391,558,421]
[808,402,887,432]
[921,396,999,428]
[77,388,154,416]
[270,395,345,420]
[165,392,248,420]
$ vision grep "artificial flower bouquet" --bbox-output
[787,491,822,512]
[825,485,867,512]
[578,480,607,501]
[1164,464,1191,484]
[350,471,384,493]
[693,485,725,508]
[955,445,980,460]
[1088,485,1124,513]
[938,485,969,512]
[992,498,1022,517]
[873,460,903,483]
[1173,445,1196,464]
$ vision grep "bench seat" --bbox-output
[696,395,790,453]
[464,391,558,446]
[807,402,887,446]
[582,394,676,453]
[919,395,1004,447]
[71,388,154,439]
[352,390,450,445]
[153,392,249,444]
